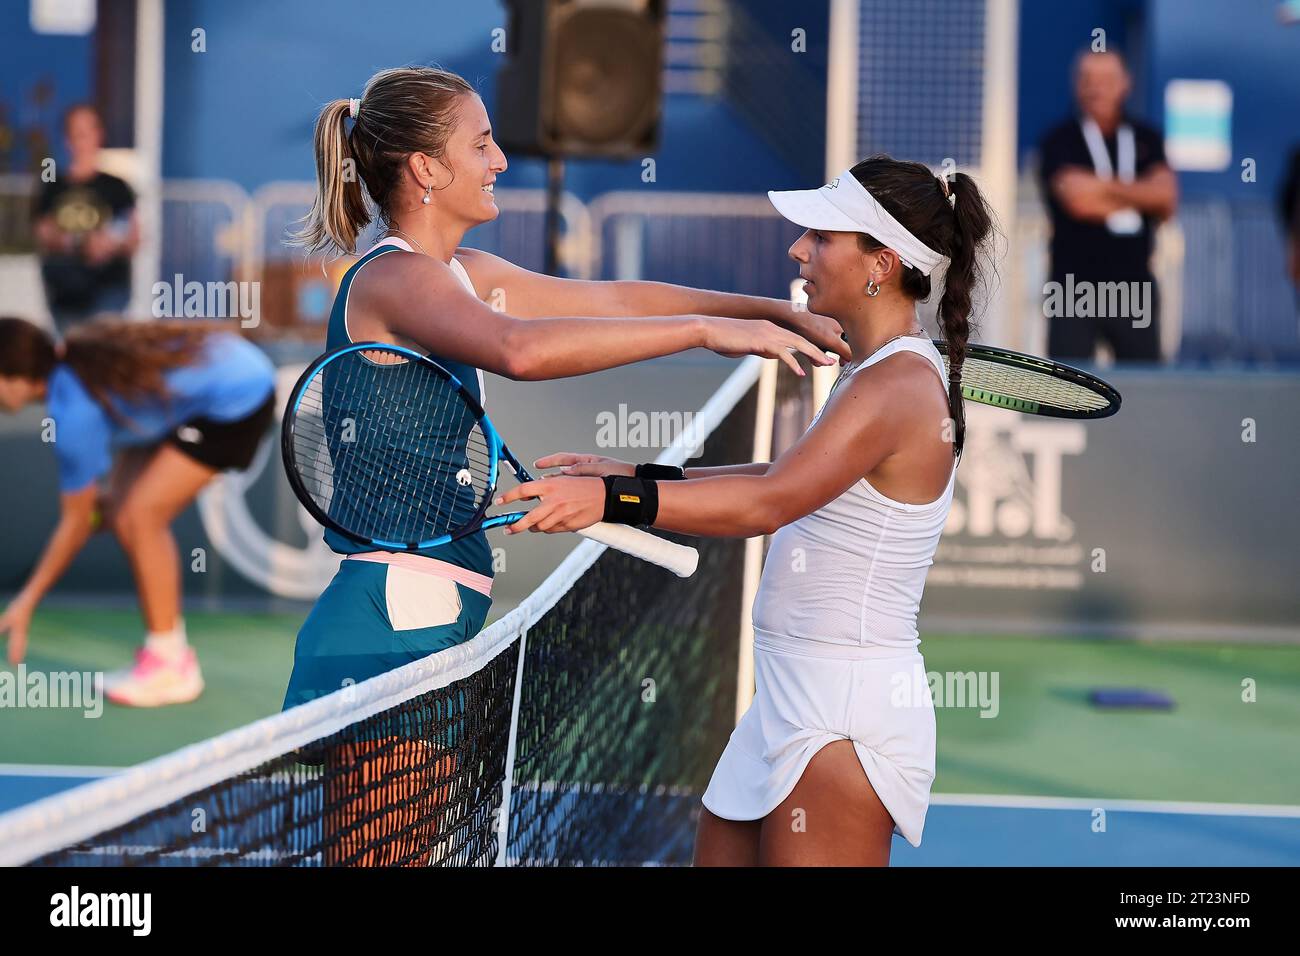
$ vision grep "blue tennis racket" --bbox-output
[282,342,698,577]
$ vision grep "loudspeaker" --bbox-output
[495,0,665,159]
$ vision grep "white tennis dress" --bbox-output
[701,336,955,847]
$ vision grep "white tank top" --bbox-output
[751,336,956,651]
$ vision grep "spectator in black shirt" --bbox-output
[33,104,139,333]
[1280,147,1300,297]
[1037,50,1178,362]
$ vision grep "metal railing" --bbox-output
[158,178,249,287]
[587,190,796,297]
[1011,195,1298,362]
[2,172,1296,361]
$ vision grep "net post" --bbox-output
[811,362,838,414]
[825,0,860,178]
[494,623,530,867]
[735,359,779,723]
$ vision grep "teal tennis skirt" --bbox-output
[283,558,492,712]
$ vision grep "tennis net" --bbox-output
[0,357,763,867]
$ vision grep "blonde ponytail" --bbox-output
[291,67,476,257]
[292,99,371,255]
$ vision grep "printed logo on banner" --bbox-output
[931,404,1088,591]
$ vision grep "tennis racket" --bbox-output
[933,340,1121,419]
[282,342,699,577]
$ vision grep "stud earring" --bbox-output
[865,278,880,297]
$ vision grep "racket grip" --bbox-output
[576,523,700,578]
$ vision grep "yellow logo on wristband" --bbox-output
[618,494,642,504]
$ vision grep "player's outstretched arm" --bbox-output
[360,252,834,381]
[455,247,849,363]
[535,452,771,480]
[499,358,935,538]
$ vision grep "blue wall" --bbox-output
[1017,0,1148,165]
[0,3,93,171]
[7,1,1294,204]
[1147,0,1300,201]
[1018,0,1300,204]
[160,0,496,188]
[160,0,805,198]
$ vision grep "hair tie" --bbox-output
[348,98,360,119]
[938,175,956,208]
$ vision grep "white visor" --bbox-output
[767,169,948,276]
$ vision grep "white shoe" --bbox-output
[102,647,204,707]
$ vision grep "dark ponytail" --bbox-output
[851,156,996,457]
[0,317,58,381]
[935,171,994,456]
[62,320,217,413]
[0,316,218,419]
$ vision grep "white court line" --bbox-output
[0,763,121,779]
[931,792,1300,819]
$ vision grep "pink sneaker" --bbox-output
[98,648,148,695]
[103,647,204,707]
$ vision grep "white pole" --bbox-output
[980,0,1021,347]
[813,0,861,410]
[825,0,860,178]
[494,626,529,866]
[130,0,165,319]
[735,358,778,722]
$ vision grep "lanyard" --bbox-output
[1080,118,1135,183]
[1079,118,1141,234]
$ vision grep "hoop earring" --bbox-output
[421,184,433,205]
[865,278,880,298]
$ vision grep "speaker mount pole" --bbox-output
[544,155,566,276]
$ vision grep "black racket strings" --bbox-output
[291,352,494,544]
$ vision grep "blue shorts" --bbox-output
[283,558,492,712]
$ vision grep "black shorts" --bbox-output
[166,391,276,472]
[1046,275,1162,362]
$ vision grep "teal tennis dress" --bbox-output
[282,240,493,710]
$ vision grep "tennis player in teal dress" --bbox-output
[281,65,846,713]
[281,240,496,709]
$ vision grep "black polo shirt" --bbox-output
[1038,116,1167,281]
[33,171,135,308]
[1280,147,1300,234]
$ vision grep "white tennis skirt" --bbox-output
[702,629,937,847]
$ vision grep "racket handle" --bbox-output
[576,523,700,578]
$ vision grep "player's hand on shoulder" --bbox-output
[777,307,851,364]
[699,316,836,376]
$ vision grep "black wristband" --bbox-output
[601,475,659,526]
[635,462,686,481]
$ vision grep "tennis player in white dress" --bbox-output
[500,155,997,866]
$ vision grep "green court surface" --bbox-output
[2,607,1298,809]
[1,606,301,767]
